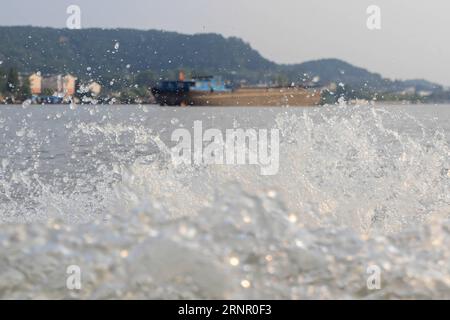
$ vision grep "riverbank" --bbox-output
[2,101,450,107]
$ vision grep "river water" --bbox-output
[0,104,449,299]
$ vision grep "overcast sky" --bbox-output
[1,0,450,85]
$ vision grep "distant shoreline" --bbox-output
[1,102,450,108]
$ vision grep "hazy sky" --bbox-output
[1,0,450,85]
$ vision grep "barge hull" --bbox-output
[153,87,321,107]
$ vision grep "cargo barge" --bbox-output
[151,75,321,107]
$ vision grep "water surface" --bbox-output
[0,104,449,299]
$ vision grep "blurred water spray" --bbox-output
[0,104,449,299]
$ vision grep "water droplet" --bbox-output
[240,280,251,289]
[267,190,277,198]
[1,158,9,168]
[288,214,297,223]
[16,129,26,137]
[229,257,240,266]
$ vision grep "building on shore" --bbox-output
[29,73,77,97]
[63,74,77,96]
[29,73,42,95]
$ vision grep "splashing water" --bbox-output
[0,104,449,299]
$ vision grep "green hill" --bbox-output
[0,26,275,83]
[0,26,443,96]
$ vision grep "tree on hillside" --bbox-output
[273,73,289,87]
[17,77,31,101]
[42,88,55,96]
[135,70,157,88]
[5,68,20,95]
[0,68,6,95]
